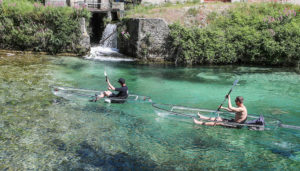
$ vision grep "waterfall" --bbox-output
[100,24,117,48]
[85,24,134,62]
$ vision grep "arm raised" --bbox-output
[107,78,115,90]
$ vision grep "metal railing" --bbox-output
[72,1,111,10]
[45,0,123,10]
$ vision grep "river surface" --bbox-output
[0,52,300,170]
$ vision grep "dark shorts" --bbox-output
[109,93,117,98]
[223,118,235,123]
[108,94,128,103]
[223,118,247,129]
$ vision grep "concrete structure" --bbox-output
[44,0,125,23]
[118,18,170,59]
[45,0,124,12]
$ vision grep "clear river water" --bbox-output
[0,52,300,170]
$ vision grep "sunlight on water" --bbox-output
[0,53,300,170]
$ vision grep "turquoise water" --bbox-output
[1,53,300,170]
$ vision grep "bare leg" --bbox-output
[197,112,210,120]
[194,118,205,125]
[91,91,112,102]
[193,118,225,126]
[198,112,223,121]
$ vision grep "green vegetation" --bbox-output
[125,0,203,17]
[0,0,91,54]
[168,3,300,65]
[187,7,199,16]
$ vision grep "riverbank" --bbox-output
[0,0,90,55]
[0,49,81,57]
[122,2,300,66]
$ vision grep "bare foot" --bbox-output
[197,112,205,119]
[194,118,204,125]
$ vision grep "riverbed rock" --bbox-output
[118,18,170,60]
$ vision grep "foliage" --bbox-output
[117,24,130,41]
[187,7,199,16]
[0,0,91,54]
[125,0,203,17]
[168,3,300,66]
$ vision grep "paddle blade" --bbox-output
[104,70,107,77]
[233,79,239,86]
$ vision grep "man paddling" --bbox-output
[194,95,247,128]
[91,78,128,102]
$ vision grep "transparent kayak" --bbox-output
[152,103,299,130]
[51,85,152,103]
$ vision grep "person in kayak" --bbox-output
[91,78,128,102]
[194,95,247,128]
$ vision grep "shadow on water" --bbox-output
[56,141,159,170]
[55,60,88,71]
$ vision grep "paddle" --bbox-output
[90,70,108,102]
[216,79,239,117]
[104,70,108,82]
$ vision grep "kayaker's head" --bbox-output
[118,78,126,86]
[235,96,244,106]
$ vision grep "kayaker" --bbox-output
[194,95,247,128]
[91,78,128,102]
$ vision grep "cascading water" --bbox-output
[85,24,134,61]
[101,23,117,48]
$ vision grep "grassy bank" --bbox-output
[126,2,300,66]
[0,0,91,55]
[125,1,232,27]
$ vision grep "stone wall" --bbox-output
[79,18,91,54]
[118,18,170,60]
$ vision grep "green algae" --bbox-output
[0,52,300,170]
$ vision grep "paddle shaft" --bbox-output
[215,80,239,118]
[104,70,108,82]
[216,89,234,112]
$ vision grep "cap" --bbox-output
[118,78,125,84]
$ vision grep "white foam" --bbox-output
[85,46,135,62]
[84,23,135,62]
[6,53,15,56]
